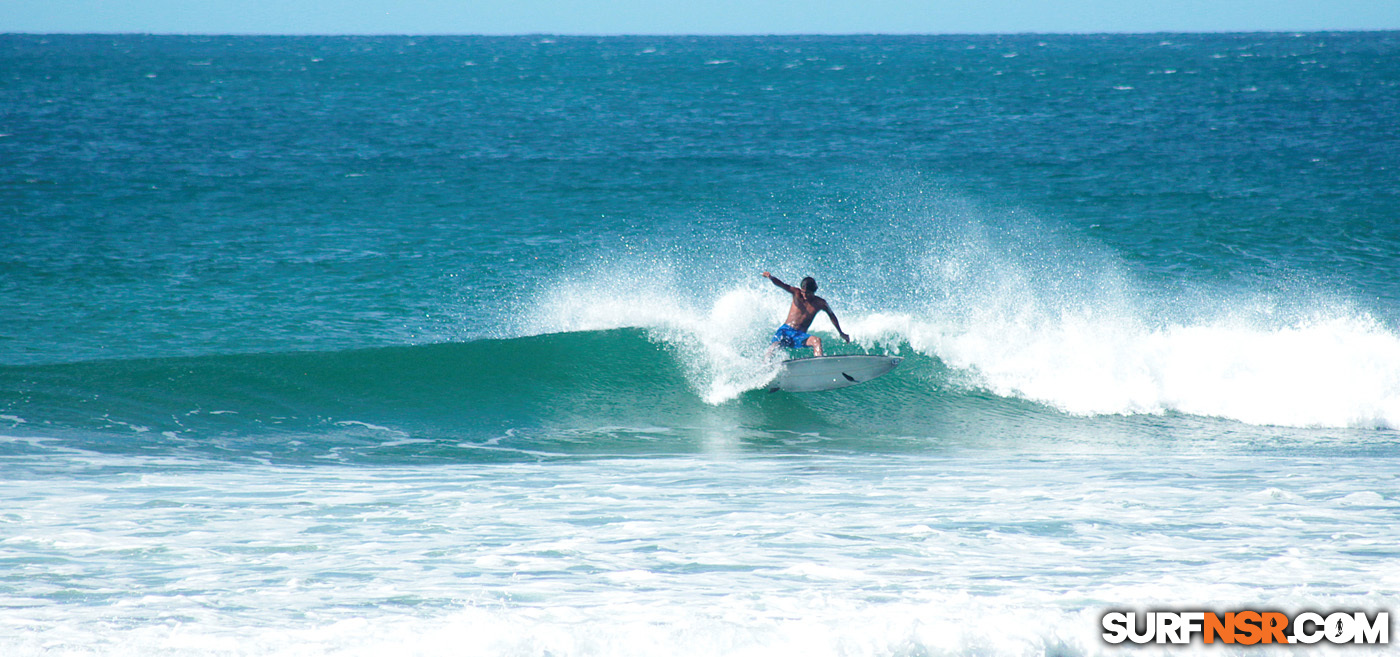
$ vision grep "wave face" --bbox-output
[1,328,1043,461]
[507,206,1400,432]
[8,296,1400,466]
[8,210,1400,464]
[1,330,699,460]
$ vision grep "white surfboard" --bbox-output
[768,355,903,393]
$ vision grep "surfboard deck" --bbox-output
[768,354,903,393]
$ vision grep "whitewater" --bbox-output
[517,209,1400,427]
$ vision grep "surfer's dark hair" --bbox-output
[801,277,818,293]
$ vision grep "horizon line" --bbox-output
[4,28,1399,38]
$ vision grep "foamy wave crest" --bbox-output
[516,200,1400,426]
[518,258,794,403]
[848,214,1400,428]
[857,308,1400,428]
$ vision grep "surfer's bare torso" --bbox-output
[762,272,849,356]
[781,288,828,332]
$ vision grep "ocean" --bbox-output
[2,32,1398,655]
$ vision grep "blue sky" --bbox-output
[4,0,1398,34]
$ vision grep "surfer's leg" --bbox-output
[767,326,789,360]
[805,335,823,356]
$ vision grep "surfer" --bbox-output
[762,272,850,357]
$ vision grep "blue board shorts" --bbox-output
[770,324,813,349]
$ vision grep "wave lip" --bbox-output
[518,252,1400,430]
[864,306,1400,429]
[10,285,1400,452]
[502,204,1400,430]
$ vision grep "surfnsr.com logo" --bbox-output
[1101,611,1389,645]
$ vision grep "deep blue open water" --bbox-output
[2,33,1399,655]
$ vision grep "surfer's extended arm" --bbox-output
[762,271,796,294]
[822,304,851,343]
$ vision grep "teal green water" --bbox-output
[5,34,1400,365]
[2,33,1399,656]
[6,33,1400,443]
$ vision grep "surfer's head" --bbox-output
[801,277,818,293]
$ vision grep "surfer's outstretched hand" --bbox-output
[761,271,771,278]
[840,331,851,343]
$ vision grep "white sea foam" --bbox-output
[518,212,1400,427]
[880,213,1400,427]
[854,305,1400,428]
[1,454,1395,656]
[335,420,409,436]
[520,260,790,404]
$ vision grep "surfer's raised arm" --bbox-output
[762,271,796,294]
